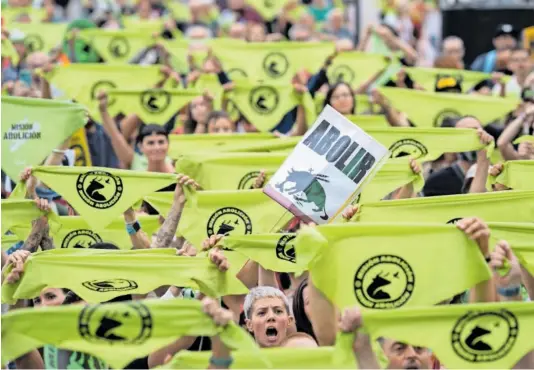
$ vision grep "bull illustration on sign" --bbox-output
[276,168,329,220]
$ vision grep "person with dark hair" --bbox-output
[323,81,356,115]
[207,110,234,134]
[471,24,519,73]
[96,91,174,173]
[492,47,532,98]
[422,116,494,197]
[291,279,316,341]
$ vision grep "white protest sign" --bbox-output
[263,105,389,224]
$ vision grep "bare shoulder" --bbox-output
[281,332,318,348]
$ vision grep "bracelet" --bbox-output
[126,221,141,235]
[209,356,233,368]
[497,285,521,297]
[53,149,66,154]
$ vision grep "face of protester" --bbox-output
[140,133,168,162]
[382,339,433,369]
[34,288,67,307]
[298,13,315,32]
[508,49,531,76]
[330,84,354,114]
[138,0,153,19]
[493,34,516,52]
[191,96,211,124]
[248,24,266,42]
[208,116,234,134]
[246,296,293,348]
[442,39,465,63]
[328,9,343,31]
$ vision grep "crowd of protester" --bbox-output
[1,0,534,369]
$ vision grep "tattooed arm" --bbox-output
[40,219,56,251]
[20,217,47,253]
[152,175,200,249]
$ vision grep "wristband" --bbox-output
[497,285,521,297]
[209,357,233,368]
[126,221,141,235]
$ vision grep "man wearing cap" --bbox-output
[470,24,518,73]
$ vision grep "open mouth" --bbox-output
[265,327,278,342]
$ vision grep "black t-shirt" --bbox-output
[422,163,465,197]
[125,356,149,369]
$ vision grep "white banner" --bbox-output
[264,105,389,224]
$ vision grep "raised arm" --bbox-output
[497,105,534,160]
[392,158,421,200]
[468,129,494,193]
[97,91,135,168]
[456,218,497,303]
[152,175,200,249]
[340,306,381,369]
[489,240,525,302]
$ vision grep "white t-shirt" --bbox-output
[493,76,522,98]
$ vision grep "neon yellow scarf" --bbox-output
[357,190,534,224]
[1,299,264,369]
[363,301,534,369]
[1,248,248,304]
[295,223,490,309]
[31,166,177,231]
[488,160,534,191]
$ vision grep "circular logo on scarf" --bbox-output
[276,235,296,263]
[82,279,139,292]
[331,65,355,84]
[353,254,415,309]
[108,36,130,59]
[70,144,89,166]
[262,52,289,79]
[451,309,518,363]
[238,171,261,190]
[433,109,462,127]
[76,170,123,209]
[389,139,428,159]
[206,207,253,237]
[90,80,118,106]
[24,34,44,52]
[78,301,152,344]
[140,89,171,114]
[447,218,463,225]
[61,229,103,249]
[227,68,248,80]
[250,86,279,115]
